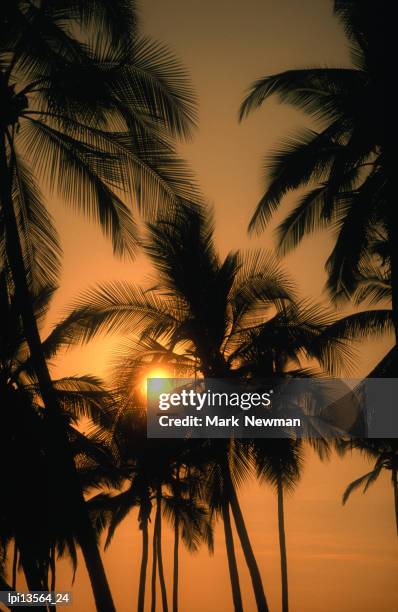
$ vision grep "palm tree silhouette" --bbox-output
[239,1,395,336]
[0,269,117,609]
[233,295,339,612]
[0,3,198,609]
[63,204,296,611]
[340,439,398,535]
[86,404,213,612]
[66,203,364,611]
[165,461,214,612]
[253,439,303,612]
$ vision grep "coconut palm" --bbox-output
[85,404,213,612]
[1,2,198,608]
[63,203,367,611]
[231,298,329,612]
[166,464,214,612]
[252,439,304,612]
[341,439,398,535]
[158,462,213,612]
[239,1,395,335]
[0,269,117,608]
[60,204,287,611]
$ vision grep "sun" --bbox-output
[139,366,172,397]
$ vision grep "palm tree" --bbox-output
[253,439,304,612]
[203,442,245,612]
[64,203,362,611]
[166,466,214,612]
[341,439,398,535]
[61,204,288,611]
[1,3,198,608]
[83,410,166,612]
[239,1,395,336]
[0,269,117,608]
[85,403,213,612]
[233,298,332,612]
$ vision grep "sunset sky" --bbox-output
[36,1,398,610]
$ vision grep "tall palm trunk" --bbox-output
[277,474,289,612]
[50,544,56,592]
[12,541,18,590]
[0,134,115,612]
[156,487,169,612]
[172,464,182,612]
[172,517,179,612]
[138,515,149,612]
[50,545,57,612]
[392,467,398,536]
[221,498,243,612]
[151,522,157,612]
[223,458,269,612]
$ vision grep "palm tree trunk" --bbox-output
[12,541,18,590]
[50,544,56,592]
[50,545,56,612]
[221,498,244,612]
[224,463,269,612]
[156,487,169,612]
[277,474,289,612]
[388,225,398,343]
[151,513,158,612]
[0,135,116,612]
[172,464,182,612]
[172,517,179,612]
[392,467,398,536]
[138,518,149,612]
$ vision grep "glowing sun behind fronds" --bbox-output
[139,366,173,397]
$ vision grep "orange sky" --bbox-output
[34,1,398,610]
[51,449,397,612]
[46,0,391,381]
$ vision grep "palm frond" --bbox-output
[248,128,344,233]
[11,150,62,290]
[113,36,197,140]
[19,118,139,258]
[253,439,304,493]
[342,466,382,504]
[354,277,391,307]
[45,0,139,45]
[326,168,386,301]
[53,375,114,426]
[240,68,365,123]
[322,309,392,342]
[87,490,137,548]
[277,186,329,255]
[65,282,179,344]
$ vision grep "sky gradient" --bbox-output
[36,2,397,610]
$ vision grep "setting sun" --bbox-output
[139,367,172,397]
